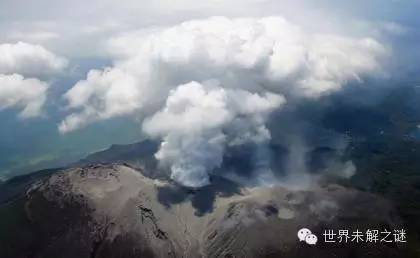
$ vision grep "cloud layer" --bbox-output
[61,16,386,131]
[0,42,67,77]
[60,16,387,186]
[0,74,48,118]
[0,42,66,118]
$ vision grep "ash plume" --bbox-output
[60,16,387,187]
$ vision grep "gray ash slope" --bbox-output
[0,163,407,258]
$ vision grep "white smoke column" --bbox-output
[283,138,314,189]
[143,81,285,187]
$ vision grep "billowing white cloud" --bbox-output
[58,68,140,132]
[0,42,67,77]
[0,42,67,118]
[61,16,386,132]
[60,16,387,186]
[0,74,48,118]
[143,81,285,187]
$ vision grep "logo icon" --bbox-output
[298,228,318,245]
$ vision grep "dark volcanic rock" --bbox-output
[0,164,409,258]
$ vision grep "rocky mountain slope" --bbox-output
[0,164,407,258]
